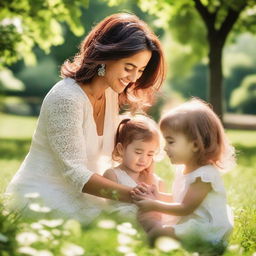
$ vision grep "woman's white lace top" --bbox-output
[6,78,120,224]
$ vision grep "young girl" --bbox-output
[132,98,235,251]
[103,116,165,220]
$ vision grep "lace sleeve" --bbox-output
[186,166,225,194]
[45,93,93,192]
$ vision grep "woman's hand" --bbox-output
[131,182,150,195]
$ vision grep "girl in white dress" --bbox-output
[132,98,235,252]
[103,116,165,221]
[5,13,166,224]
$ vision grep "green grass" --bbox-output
[0,114,255,255]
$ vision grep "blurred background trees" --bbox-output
[0,0,256,121]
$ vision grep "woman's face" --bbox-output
[104,49,152,93]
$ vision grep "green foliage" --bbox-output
[230,74,256,114]
[223,33,256,111]
[0,24,22,66]
[172,63,208,101]
[0,201,20,256]
[135,0,256,117]
[0,0,89,66]
[16,57,59,97]
[137,0,256,73]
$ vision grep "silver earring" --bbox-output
[97,64,105,77]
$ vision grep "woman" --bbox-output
[6,13,166,224]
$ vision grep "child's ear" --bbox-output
[116,143,124,156]
[192,141,199,153]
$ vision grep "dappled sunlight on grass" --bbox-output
[0,138,31,160]
[0,113,37,139]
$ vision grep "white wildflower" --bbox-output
[52,229,61,236]
[29,203,51,213]
[228,244,239,251]
[38,229,53,240]
[117,245,132,254]
[16,232,39,245]
[97,219,116,229]
[39,219,64,228]
[61,242,85,256]
[118,233,133,245]
[125,253,137,256]
[155,236,180,252]
[52,240,60,246]
[117,222,137,236]
[30,222,43,230]
[24,192,40,199]
[37,250,54,256]
[18,246,38,255]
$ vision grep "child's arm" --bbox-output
[157,191,173,202]
[155,177,173,202]
[103,169,118,183]
[133,177,211,216]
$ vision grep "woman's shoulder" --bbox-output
[45,78,86,103]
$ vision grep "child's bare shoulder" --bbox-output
[103,168,118,182]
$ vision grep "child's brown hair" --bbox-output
[112,116,160,162]
[160,98,235,170]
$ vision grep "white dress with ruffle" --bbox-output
[170,165,233,245]
[5,78,119,224]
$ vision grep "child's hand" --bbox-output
[139,161,154,184]
[131,182,150,196]
[131,183,157,200]
[133,197,156,212]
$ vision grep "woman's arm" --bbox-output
[45,89,132,203]
[83,173,132,203]
[133,177,211,216]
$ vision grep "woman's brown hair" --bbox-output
[61,13,166,111]
[160,98,236,170]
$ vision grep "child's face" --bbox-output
[161,128,198,166]
[121,139,158,173]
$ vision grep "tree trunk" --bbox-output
[208,34,225,121]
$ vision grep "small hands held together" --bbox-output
[130,182,157,212]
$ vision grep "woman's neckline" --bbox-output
[72,79,108,137]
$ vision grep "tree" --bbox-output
[0,0,89,67]
[128,0,256,119]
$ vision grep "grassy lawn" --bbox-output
[0,113,255,255]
